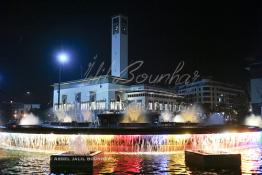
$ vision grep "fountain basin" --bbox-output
[118,123,151,128]
[0,125,260,154]
[185,150,241,168]
[50,151,103,174]
[160,122,199,127]
[0,124,259,134]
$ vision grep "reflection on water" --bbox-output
[0,148,262,175]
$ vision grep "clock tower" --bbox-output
[111,15,128,79]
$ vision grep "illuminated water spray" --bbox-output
[0,132,260,153]
[121,104,147,123]
[19,113,40,125]
[69,135,89,154]
[245,114,262,127]
[54,109,94,123]
[160,105,202,123]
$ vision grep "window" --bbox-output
[62,95,67,104]
[203,97,210,102]
[160,103,163,110]
[75,93,81,103]
[113,17,119,34]
[203,92,211,96]
[165,103,168,110]
[203,87,210,90]
[121,18,128,34]
[148,102,153,110]
[116,95,121,102]
[90,91,96,102]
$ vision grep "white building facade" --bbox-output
[52,15,183,122]
[53,76,183,121]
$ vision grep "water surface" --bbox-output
[0,148,261,174]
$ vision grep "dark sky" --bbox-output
[1,0,262,105]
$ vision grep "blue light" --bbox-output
[57,52,69,64]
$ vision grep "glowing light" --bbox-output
[57,52,69,64]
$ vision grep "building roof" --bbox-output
[52,75,182,98]
[176,79,244,91]
[52,75,132,89]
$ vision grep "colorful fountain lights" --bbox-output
[0,132,260,154]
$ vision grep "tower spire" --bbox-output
[111,15,128,79]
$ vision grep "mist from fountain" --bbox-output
[175,111,199,123]
[121,103,147,123]
[179,105,202,123]
[54,109,94,123]
[81,110,93,122]
[63,116,72,123]
[54,110,73,123]
[69,135,89,154]
[54,109,73,123]
[245,114,262,128]
[19,113,40,125]
[159,111,174,122]
[159,105,202,123]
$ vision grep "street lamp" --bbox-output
[57,52,70,109]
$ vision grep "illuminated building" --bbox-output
[52,15,183,122]
[249,62,262,115]
[176,79,248,115]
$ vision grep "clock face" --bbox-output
[121,18,128,34]
[113,18,119,34]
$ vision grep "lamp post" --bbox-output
[57,52,69,109]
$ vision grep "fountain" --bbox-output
[48,109,94,128]
[0,108,261,173]
[160,111,174,122]
[54,110,72,122]
[245,114,262,127]
[160,105,202,124]
[50,135,103,174]
[19,113,40,126]
[63,116,72,123]
[0,132,260,153]
[81,110,93,123]
[159,105,201,127]
[0,104,261,157]
[178,105,202,123]
[69,135,89,154]
[121,104,146,123]
[119,103,151,127]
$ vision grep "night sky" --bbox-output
[1,0,262,106]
